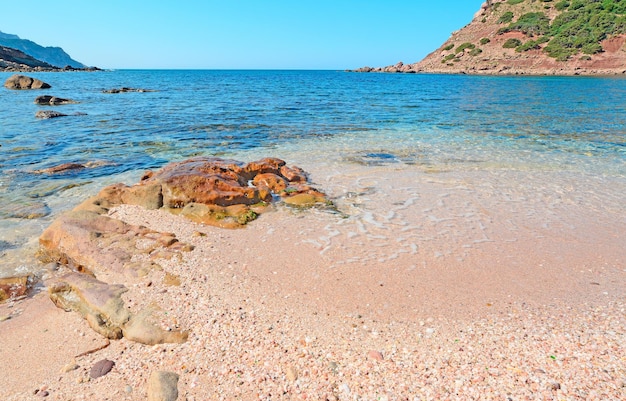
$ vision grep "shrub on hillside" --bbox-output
[455,42,476,54]
[503,12,551,36]
[503,38,523,48]
[555,1,570,11]
[499,11,515,24]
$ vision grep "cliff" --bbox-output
[0,30,85,69]
[357,0,626,75]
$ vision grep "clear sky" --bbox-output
[0,0,482,69]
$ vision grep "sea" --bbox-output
[0,70,625,279]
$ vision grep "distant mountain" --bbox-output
[0,30,85,68]
[356,0,626,75]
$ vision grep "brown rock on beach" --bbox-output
[0,275,31,302]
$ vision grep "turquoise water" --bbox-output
[0,70,625,277]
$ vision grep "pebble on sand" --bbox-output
[367,350,384,361]
[147,370,179,401]
[89,359,115,379]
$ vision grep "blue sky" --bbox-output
[1,1,482,69]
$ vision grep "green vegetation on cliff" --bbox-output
[498,0,626,60]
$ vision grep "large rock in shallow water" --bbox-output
[146,157,272,208]
[132,157,330,227]
[4,74,51,89]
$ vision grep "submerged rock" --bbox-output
[35,110,86,119]
[103,87,156,93]
[4,74,51,89]
[33,162,85,174]
[1,201,50,219]
[35,110,68,119]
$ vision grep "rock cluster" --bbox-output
[2,74,83,120]
[351,61,416,74]
[38,157,329,343]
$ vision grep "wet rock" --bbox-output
[147,157,269,207]
[90,359,115,379]
[103,87,156,93]
[253,173,288,193]
[0,275,32,302]
[280,165,308,182]
[36,110,68,119]
[147,371,179,401]
[33,163,85,174]
[4,74,51,89]
[244,157,286,177]
[1,201,50,219]
[34,95,78,105]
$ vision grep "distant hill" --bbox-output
[0,45,58,70]
[0,30,85,69]
[356,0,626,75]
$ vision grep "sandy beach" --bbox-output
[1,161,625,400]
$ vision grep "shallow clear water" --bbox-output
[0,70,624,277]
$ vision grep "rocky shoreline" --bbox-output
[349,61,626,76]
[0,65,101,73]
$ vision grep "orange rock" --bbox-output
[0,275,31,302]
[243,157,286,177]
[253,173,288,192]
